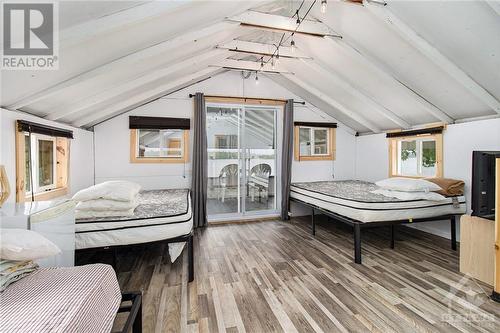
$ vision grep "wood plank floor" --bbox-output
[107,216,500,332]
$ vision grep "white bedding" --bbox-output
[75,208,135,219]
[76,198,139,211]
[73,181,141,202]
[371,189,447,201]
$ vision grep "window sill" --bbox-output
[389,175,441,180]
[295,154,335,161]
[25,187,68,202]
[130,157,188,164]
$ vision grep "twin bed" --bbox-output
[290,180,466,264]
[75,188,194,282]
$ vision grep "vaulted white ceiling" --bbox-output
[1,0,499,133]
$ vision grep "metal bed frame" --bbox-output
[290,197,458,264]
[75,232,195,282]
[115,292,143,333]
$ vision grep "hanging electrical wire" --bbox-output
[257,0,320,72]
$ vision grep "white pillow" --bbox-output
[72,181,141,202]
[76,198,139,211]
[375,177,442,193]
[372,189,446,201]
[0,229,61,261]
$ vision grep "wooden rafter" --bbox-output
[8,21,241,111]
[364,0,500,114]
[324,37,454,123]
[300,58,411,129]
[73,67,223,128]
[277,73,381,133]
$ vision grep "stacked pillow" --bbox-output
[372,177,446,201]
[0,229,61,292]
[73,181,141,219]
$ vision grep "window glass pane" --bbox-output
[138,129,161,157]
[421,140,436,176]
[161,130,183,157]
[314,129,328,155]
[38,139,54,188]
[215,135,238,149]
[399,140,417,176]
[137,129,184,157]
[25,136,31,193]
[299,128,311,156]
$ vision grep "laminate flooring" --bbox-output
[102,216,500,332]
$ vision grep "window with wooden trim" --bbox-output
[130,129,189,163]
[16,130,70,202]
[388,133,443,178]
[294,125,336,161]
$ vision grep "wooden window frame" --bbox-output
[15,129,70,202]
[130,129,189,164]
[294,126,336,161]
[388,133,443,178]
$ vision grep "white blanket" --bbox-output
[75,208,135,220]
[76,198,139,211]
[73,181,141,202]
[371,189,446,201]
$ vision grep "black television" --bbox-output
[471,151,500,220]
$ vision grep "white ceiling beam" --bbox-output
[46,49,229,121]
[280,73,381,133]
[210,58,294,73]
[59,1,189,48]
[325,37,454,123]
[268,74,358,135]
[7,21,240,110]
[485,1,500,16]
[364,1,500,114]
[217,40,312,59]
[228,11,339,37]
[300,58,411,129]
[73,67,222,128]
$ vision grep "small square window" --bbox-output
[22,133,65,198]
[295,126,335,161]
[390,134,442,178]
[131,129,189,163]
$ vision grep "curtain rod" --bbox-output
[188,94,305,105]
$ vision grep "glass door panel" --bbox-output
[206,103,279,219]
[207,106,242,215]
[243,107,276,213]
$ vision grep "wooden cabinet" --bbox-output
[460,215,495,285]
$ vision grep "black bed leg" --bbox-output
[133,301,143,333]
[311,208,316,236]
[188,234,194,282]
[390,225,395,249]
[354,224,362,264]
[451,216,457,251]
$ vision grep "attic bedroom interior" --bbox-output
[1,0,500,332]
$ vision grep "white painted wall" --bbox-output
[355,118,500,239]
[0,108,95,203]
[93,71,357,215]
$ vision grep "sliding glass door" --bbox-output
[206,103,280,219]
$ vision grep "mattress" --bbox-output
[0,264,121,333]
[290,180,466,223]
[76,189,192,250]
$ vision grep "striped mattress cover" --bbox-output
[0,264,121,333]
[290,180,466,223]
[76,189,193,250]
